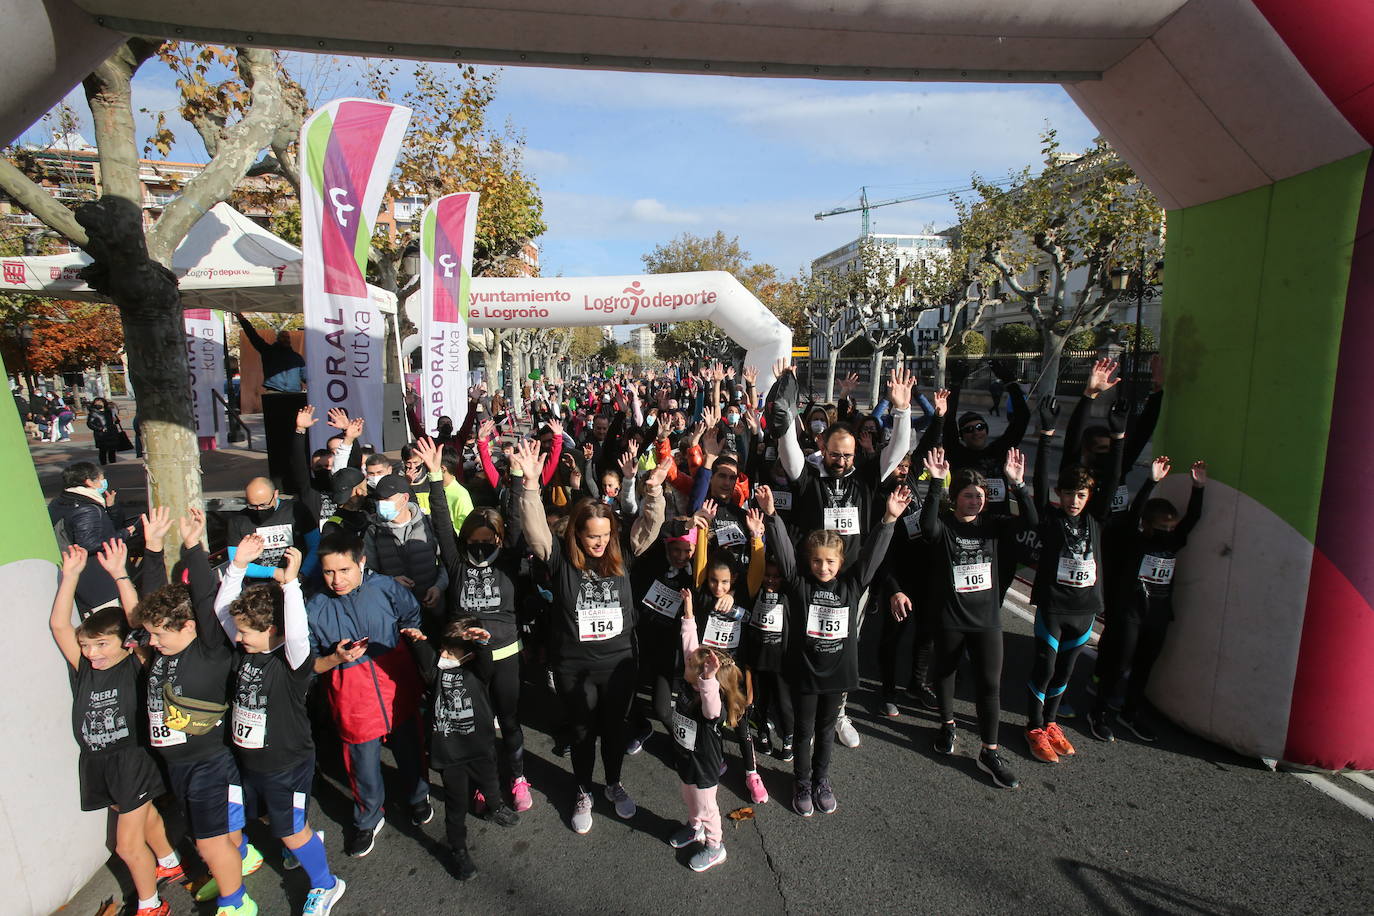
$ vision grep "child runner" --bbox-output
[1024,399,1123,762]
[132,508,261,915]
[215,537,346,915]
[756,482,907,816]
[403,618,520,880]
[744,550,793,763]
[668,588,748,872]
[53,542,181,916]
[1090,457,1207,742]
[920,446,1037,790]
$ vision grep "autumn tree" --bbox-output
[900,233,1001,387]
[956,130,1163,396]
[0,41,304,531]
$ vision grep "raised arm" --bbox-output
[215,534,261,641]
[849,486,906,593]
[745,508,766,598]
[280,549,310,668]
[1177,460,1207,540]
[179,509,228,650]
[878,366,916,481]
[540,418,565,487]
[50,546,87,669]
[1033,396,1058,514]
[629,463,670,556]
[920,448,949,542]
[1002,448,1038,533]
[235,313,269,354]
[990,380,1028,450]
[756,486,796,582]
[512,439,552,562]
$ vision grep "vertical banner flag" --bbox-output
[300,98,411,449]
[419,192,478,434]
[184,308,226,446]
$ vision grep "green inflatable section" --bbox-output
[1157,151,1369,541]
[0,358,61,565]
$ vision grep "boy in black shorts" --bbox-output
[131,508,261,916]
[216,534,346,915]
[53,542,182,916]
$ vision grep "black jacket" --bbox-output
[49,489,131,609]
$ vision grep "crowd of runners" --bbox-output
[49,354,1205,915]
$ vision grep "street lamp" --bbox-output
[1110,255,1163,400]
[401,240,421,281]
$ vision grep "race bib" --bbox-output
[823,506,860,533]
[672,710,697,751]
[715,521,746,548]
[954,561,993,593]
[232,705,266,749]
[806,603,849,641]
[1056,554,1097,588]
[751,596,783,633]
[1138,555,1176,585]
[576,601,623,642]
[702,614,743,649]
[255,524,293,551]
[984,478,1007,502]
[1111,485,1130,513]
[643,580,684,618]
[773,490,793,511]
[148,706,186,748]
[903,512,923,538]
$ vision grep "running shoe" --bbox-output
[1026,728,1060,764]
[689,844,727,872]
[1088,710,1116,742]
[977,748,1020,789]
[195,844,265,901]
[412,797,435,826]
[880,697,900,718]
[779,737,795,763]
[670,823,705,849]
[605,782,637,819]
[1118,713,1157,742]
[755,725,774,757]
[813,779,838,815]
[450,846,477,881]
[745,771,769,805]
[136,902,170,916]
[155,861,185,885]
[571,791,594,834]
[490,805,520,827]
[719,760,728,777]
[835,715,861,748]
[302,877,347,916]
[345,820,383,858]
[909,680,940,710]
[1056,700,1078,719]
[283,831,325,870]
[625,721,653,756]
[511,777,534,812]
[792,783,814,817]
[1045,722,1076,757]
[214,896,258,916]
[933,721,957,756]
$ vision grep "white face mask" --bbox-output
[810,420,826,435]
[727,412,740,426]
[366,473,385,487]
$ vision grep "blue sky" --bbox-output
[23,53,1100,279]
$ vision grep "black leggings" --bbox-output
[732,703,757,772]
[440,754,501,848]
[1094,613,1170,720]
[486,652,525,779]
[553,657,637,790]
[1027,612,1095,730]
[791,690,844,786]
[630,667,674,735]
[879,609,935,697]
[933,629,1004,746]
[753,670,794,741]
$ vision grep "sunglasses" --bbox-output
[960,422,989,434]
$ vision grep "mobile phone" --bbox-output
[343,637,370,651]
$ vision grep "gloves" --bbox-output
[1108,397,1131,436]
[1038,395,1060,434]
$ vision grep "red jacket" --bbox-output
[325,645,422,744]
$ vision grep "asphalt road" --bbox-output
[62,589,1374,916]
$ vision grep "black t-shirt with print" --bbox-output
[70,654,143,757]
[230,647,315,773]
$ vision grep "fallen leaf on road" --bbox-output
[727,806,754,822]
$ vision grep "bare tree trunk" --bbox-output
[825,349,839,403]
[868,348,885,407]
[934,344,948,389]
[1037,331,1065,399]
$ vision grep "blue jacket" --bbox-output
[306,570,422,667]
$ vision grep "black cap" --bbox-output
[373,474,411,499]
[330,467,364,504]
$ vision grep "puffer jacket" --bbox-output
[49,488,131,610]
[363,507,448,604]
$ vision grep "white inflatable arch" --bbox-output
[405,270,792,386]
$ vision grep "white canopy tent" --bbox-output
[0,201,399,317]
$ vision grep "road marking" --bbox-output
[1342,771,1374,794]
[1294,773,1374,821]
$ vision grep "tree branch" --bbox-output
[983,244,1044,326]
[0,159,88,247]
[84,40,159,208]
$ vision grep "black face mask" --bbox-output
[465,542,500,567]
[248,503,278,524]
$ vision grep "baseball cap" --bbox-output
[330,467,364,504]
[373,474,411,499]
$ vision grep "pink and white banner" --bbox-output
[184,308,226,446]
[299,98,411,449]
[419,192,478,434]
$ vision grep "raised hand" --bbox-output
[884,484,913,522]
[95,538,128,578]
[414,437,443,474]
[932,388,950,417]
[140,506,173,553]
[234,533,266,569]
[511,438,546,483]
[281,546,302,583]
[771,358,796,380]
[701,649,720,679]
[478,419,496,441]
[400,627,427,643]
[888,365,915,411]
[742,365,759,387]
[696,498,719,524]
[858,427,874,453]
[1038,395,1060,435]
[839,372,860,398]
[645,460,671,489]
[1191,459,1208,486]
[1004,448,1026,486]
[295,405,318,433]
[710,362,726,383]
[753,484,775,516]
[60,544,88,578]
[618,443,640,479]
[1086,357,1121,397]
[680,588,695,620]
[745,507,765,539]
[923,446,949,479]
[179,507,206,548]
[327,407,350,430]
[1151,456,1171,482]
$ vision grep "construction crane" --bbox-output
[814,180,1015,235]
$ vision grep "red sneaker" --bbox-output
[155,861,184,885]
[1026,728,1060,764]
[136,901,171,916]
[1044,722,1076,757]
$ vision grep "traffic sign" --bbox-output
[791,346,810,358]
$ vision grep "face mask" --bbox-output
[601,495,616,505]
[377,500,400,521]
[810,420,826,435]
[97,479,109,495]
[644,415,656,428]
[437,655,464,670]
[727,412,740,426]
[465,543,499,566]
